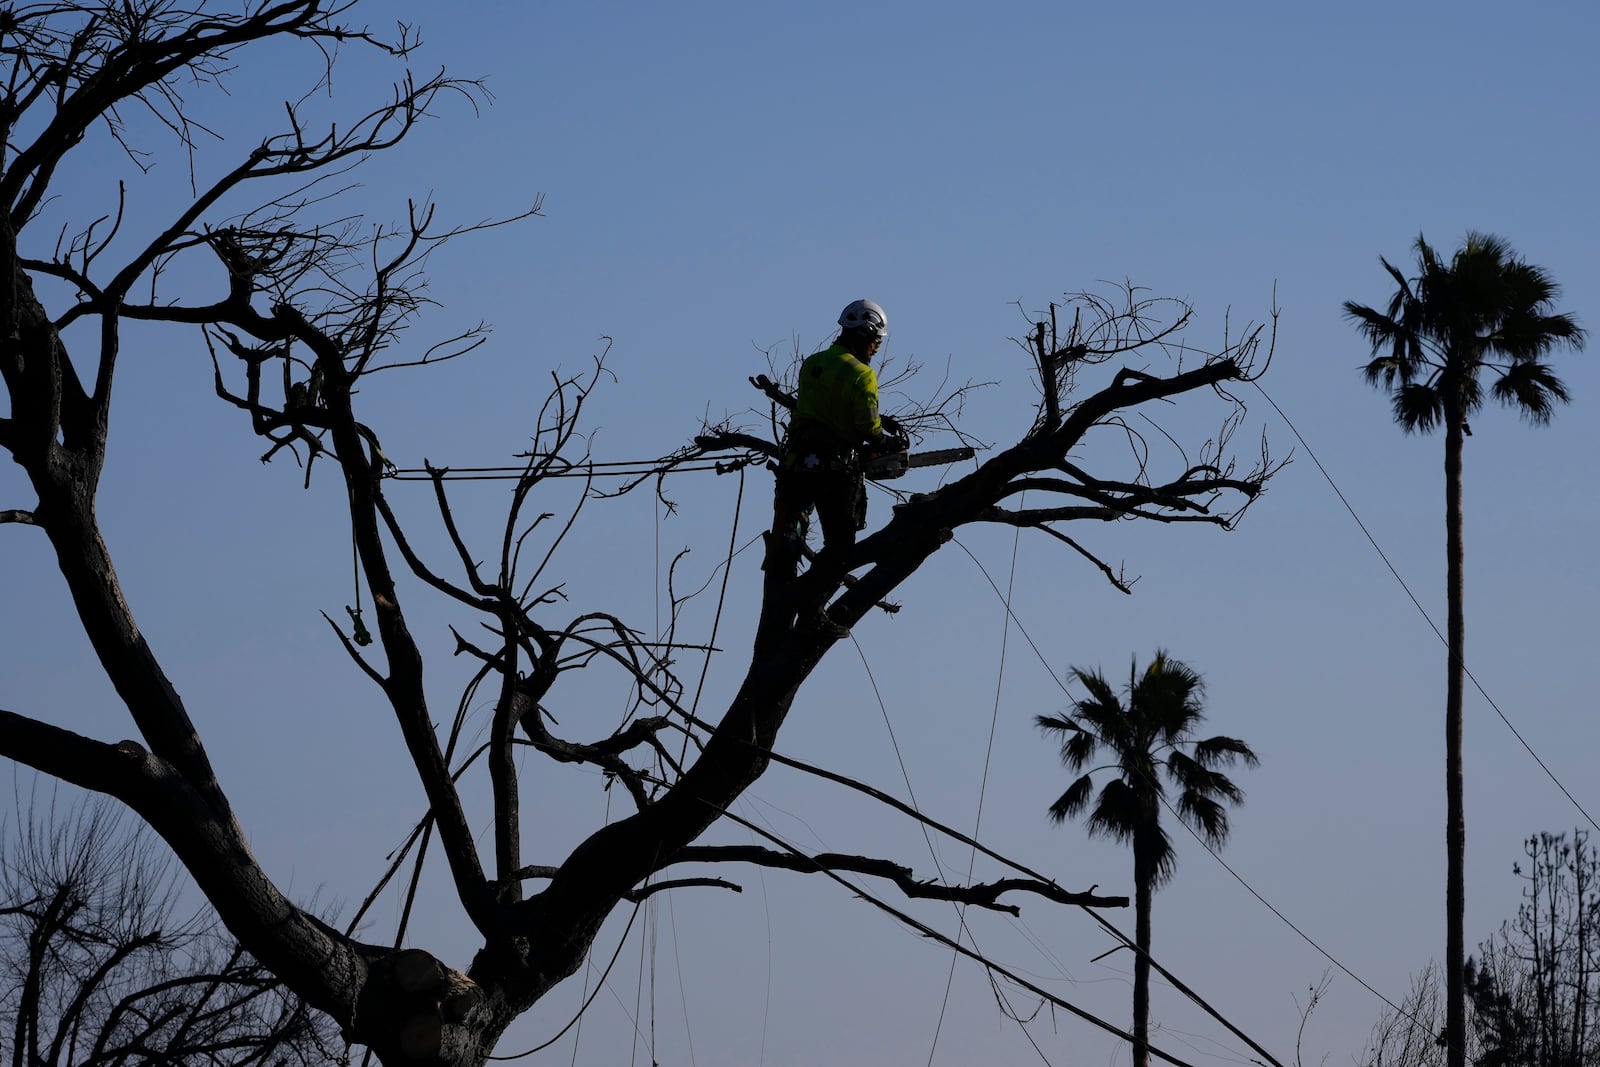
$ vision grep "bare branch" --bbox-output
[671,845,1127,915]
[625,877,742,901]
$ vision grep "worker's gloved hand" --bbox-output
[881,414,905,436]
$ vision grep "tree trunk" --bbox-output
[1132,826,1155,1067]
[1444,405,1466,1067]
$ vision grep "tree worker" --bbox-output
[771,298,902,636]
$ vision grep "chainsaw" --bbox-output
[861,444,975,480]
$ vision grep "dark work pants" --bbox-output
[771,465,866,617]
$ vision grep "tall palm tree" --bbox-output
[1038,651,1257,1067]
[1344,232,1586,1067]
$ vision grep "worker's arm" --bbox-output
[852,364,883,446]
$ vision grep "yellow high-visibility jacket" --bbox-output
[787,343,881,458]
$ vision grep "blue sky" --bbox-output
[4,2,1598,1064]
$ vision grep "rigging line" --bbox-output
[651,897,659,1067]
[1251,381,1600,835]
[851,637,944,875]
[653,486,662,730]
[638,894,658,1067]
[391,455,756,472]
[950,537,1072,697]
[570,787,615,1067]
[385,469,730,482]
[707,798,1204,1067]
[630,888,646,1067]
[757,741,1053,886]
[1153,784,1413,1027]
[949,535,1347,1058]
[384,459,748,481]
[488,899,645,1061]
[666,894,699,1067]
[728,799,778,1067]
[641,499,662,1067]
[928,498,1027,1067]
[654,486,661,651]
[848,636,1051,1066]
[678,687,1271,1056]
[758,857,774,1067]
[563,548,1271,1059]
[744,710,1283,1057]
[682,467,745,772]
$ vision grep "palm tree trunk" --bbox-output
[1444,405,1467,1067]
[1133,825,1155,1067]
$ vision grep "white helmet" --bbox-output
[838,298,888,339]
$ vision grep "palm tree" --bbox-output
[1038,651,1257,1067]
[1344,232,1586,1067]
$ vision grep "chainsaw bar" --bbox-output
[905,447,975,468]
[863,445,976,480]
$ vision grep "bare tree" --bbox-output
[1363,963,1453,1067]
[1466,831,1600,1067]
[0,4,1279,1065]
[0,787,336,1067]
[1361,832,1600,1067]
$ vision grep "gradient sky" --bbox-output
[4,2,1599,1065]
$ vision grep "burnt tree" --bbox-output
[0,3,1278,1065]
[0,791,337,1067]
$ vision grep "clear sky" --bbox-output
[4,2,1598,1065]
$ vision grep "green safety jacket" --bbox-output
[785,343,881,463]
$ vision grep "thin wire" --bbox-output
[750,812,775,1067]
[849,637,1052,1066]
[385,459,748,481]
[1252,381,1600,834]
[1159,789,1410,1019]
[488,900,644,1060]
[654,490,661,659]
[666,894,699,1067]
[682,468,745,771]
[739,675,1283,1060]
[951,535,1409,1027]
[706,798,1201,1067]
[643,495,663,1067]
[928,504,1025,1066]
[851,614,1062,1062]
[631,886,648,1067]
[394,457,739,472]
[851,637,944,872]
[649,895,659,1067]
[569,787,615,1066]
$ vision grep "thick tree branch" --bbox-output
[0,709,370,1024]
[324,370,496,933]
[671,845,1127,915]
[721,808,1203,1067]
[6,17,1282,1050]
[522,323,1270,1020]
[977,503,1119,523]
